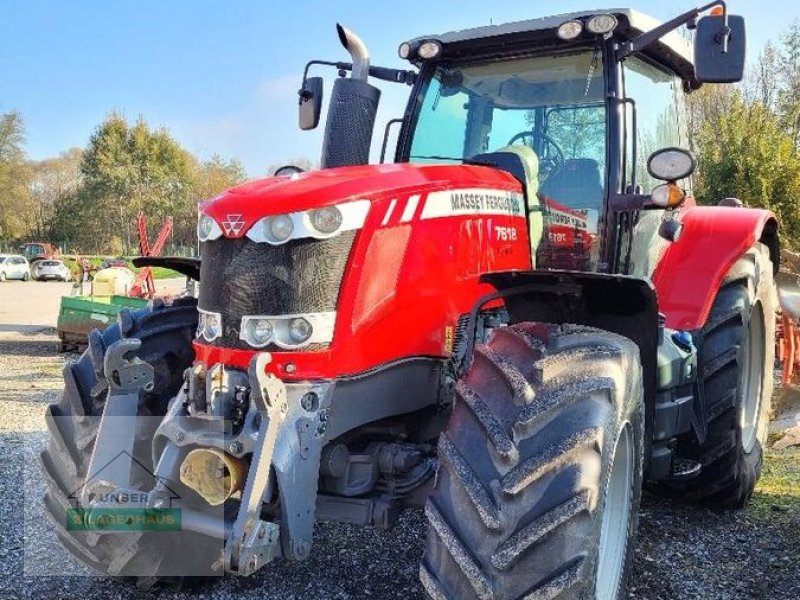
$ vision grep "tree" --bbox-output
[28,148,83,239]
[777,22,800,147]
[77,114,195,252]
[694,92,800,245]
[0,112,32,240]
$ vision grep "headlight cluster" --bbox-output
[197,308,222,342]
[247,200,370,245]
[198,200,369,245]
[239,312,336,349]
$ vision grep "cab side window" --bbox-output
[623,57,684,192]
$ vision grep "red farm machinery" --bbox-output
[41,4,786,599]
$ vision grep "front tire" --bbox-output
[39,299,198,585]
[23,271,30,281]
[421,323,644,600]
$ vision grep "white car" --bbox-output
[33,259,71,282]
[0,254,31,281]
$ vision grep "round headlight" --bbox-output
[557,20,584,40]
[418,40,442,60]
[587,14,618,35]
[309,206,343,235]
[398,42,411,59]
[647,148,696,182]
[198,214,215,240]
[288,318,313,344]
[267,215,294,242]
[245,318,274,347]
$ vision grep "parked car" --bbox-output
[0,254,30,281]
[32,259,71,282]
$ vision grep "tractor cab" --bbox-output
[299,6,746,274]
[395,8,728,273]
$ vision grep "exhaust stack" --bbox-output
[320,24,381,169]
[337,24,370,81]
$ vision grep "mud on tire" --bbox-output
[38,298,198,586]
[421,323,644,600]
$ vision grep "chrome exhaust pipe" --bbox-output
[336,23,370,81]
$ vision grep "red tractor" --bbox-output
[41,4,780,599]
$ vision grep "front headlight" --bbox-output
[198,213,223,241]
[267,214,294,242]
[309,206,343,235]
[246,200,370,245]
[242,318,274,347]
[197,308,222,342]
[240,312,335,349]
[288,317,313,344]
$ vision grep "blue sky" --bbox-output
[1,1,798,176]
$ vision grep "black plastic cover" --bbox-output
[694,15,746,83]
[321,78,381,168]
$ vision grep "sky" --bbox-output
[2,0,798,177]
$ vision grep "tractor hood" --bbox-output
[199,162,521,240]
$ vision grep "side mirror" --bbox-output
[299,76,324,131]
[694,14,746,83]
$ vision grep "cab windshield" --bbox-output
[408,50,608,271]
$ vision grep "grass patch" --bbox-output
[747,445,800,520]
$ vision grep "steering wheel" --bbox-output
[507,131,565,179]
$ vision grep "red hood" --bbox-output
[199,162,520,239]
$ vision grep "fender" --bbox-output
[480,270,660,468]
[652,206,779,331]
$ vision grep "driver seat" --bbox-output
[468,145,543,252]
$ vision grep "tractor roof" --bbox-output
[408,8,695,83]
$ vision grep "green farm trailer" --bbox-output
[56,295,148,352]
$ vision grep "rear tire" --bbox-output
[1,271,6,281]
[421,323,644,600]
[658,243,775,508]
[39,298,198,585]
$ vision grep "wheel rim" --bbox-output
[741,302,765,453]
[595,422,633,600]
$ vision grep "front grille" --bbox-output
[198,231,356,349]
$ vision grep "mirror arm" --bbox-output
[299,60,415,103]
[299,60,346,104]
[617,1,727,60]
[609,193,651,212]
[609,192,675,212]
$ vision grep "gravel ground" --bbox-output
[1,329,799,600]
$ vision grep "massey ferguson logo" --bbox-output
[221,214,245,236]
